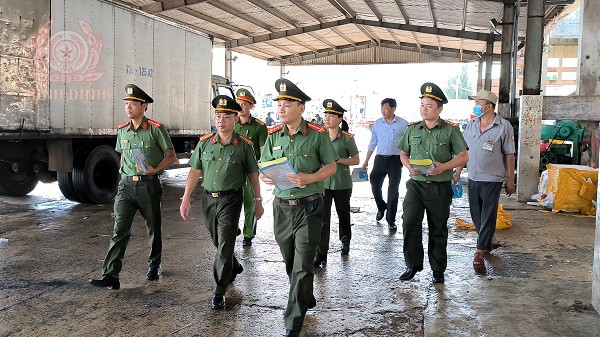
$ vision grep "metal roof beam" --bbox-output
[393,0,410,24]
[140,0,208,14]
[289,0,324,23]
[207,0,273,31]
[268,40,498,65]
[427,0,437,27]
[331,27,356,46]
[245,0,298,26]
[327,0,355,18]
[363,0,383,21]
[156,14,228,41]
[178,7,249,36]
[308,32,337,48]
[356,24,379,44]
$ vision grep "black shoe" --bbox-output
[146,266,160,280]
[388,223,397,230]
[399,265,423,281]
[89,274,120,290]
[432,271,445,284]
[286,330,300,337]
[308,295,316,309]
[340,242,350,256]
[211,294,225,309]
[376,209,385,221]
[314,252,327,268]
[242,238,252,247]
[230,264,244,283]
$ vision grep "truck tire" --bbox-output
[72,145,120,204]
[58,171,83,202]
[0,161,39,197]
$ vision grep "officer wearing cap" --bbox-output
[314,99,359,268]
[454,89,515,270]
[260,79,339,337]
[234,88,268,247]
[180,95,263,310]
[90,84,176,290]
[397,82,468,284]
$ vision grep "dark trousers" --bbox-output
[401,179,453,272]
[317,188,352,256]
[204,193,244,295]
[273,197,323,331]
[467,180,503,251]
[369,155,402,224]
[103,178,163,278]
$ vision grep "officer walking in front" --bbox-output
[179,95,264,309]
[260,79,339,337]
[234,88,268,247]
[397,82,468,284]
[90,84,176,290]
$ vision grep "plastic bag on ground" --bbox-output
[454,204,512,230]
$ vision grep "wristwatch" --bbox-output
[254,196,263,202]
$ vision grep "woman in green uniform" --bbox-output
[314,99,360,268]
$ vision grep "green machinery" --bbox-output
[540,120,585,170]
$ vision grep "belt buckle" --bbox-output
[212,192,220,198]
[289,199,299,206]
[133,176,141,182]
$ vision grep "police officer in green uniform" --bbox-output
[314,99,359,268]
[180,95,264,309]
[260,79,339,337]
[90,84,177,290]
[397,82,468,284]
[234,88,268,247]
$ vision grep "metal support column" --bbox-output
[280,63,286,79]
[225,48,233,82]
[484,35,494,90]
[477,60,484,92]
[522,0,545,95]
[498,3,515,118]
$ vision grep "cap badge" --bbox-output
[280,83,287,92]
[219,98,227,106]
[126,87,133,94]
[327,102,333,108]
[426,86,433,93]
[240,91,246,97]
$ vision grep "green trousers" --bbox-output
[204,192,244,295]
[103,177,163,278]
[401,179,453,273]
[273,197,323,331]
[242,181,256,239]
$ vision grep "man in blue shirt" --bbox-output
[361,98,408,230]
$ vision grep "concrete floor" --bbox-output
[1,167,599,337]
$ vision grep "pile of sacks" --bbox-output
[531,164,598,216]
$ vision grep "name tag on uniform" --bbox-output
[273,146,282,151]
[483,141,494,151]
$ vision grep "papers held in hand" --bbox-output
[409,158,434,175]
[351,168,369,182]
[132,147,149,173]
[259,157,305,191]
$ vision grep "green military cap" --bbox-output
[212,95,241,114]
[236,88,256,105]
[274,78,311,103]
[420,82,448,104]
[323,99,346,116]
[123,84,153,103]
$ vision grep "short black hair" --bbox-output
[381,98,396,108]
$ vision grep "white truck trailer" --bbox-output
[0,0,228,203]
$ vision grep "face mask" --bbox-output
[473,105,484,117]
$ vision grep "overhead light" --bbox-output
[490,18,500,28]
[517,41,525,50]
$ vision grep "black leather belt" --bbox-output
[124,175,158,182]
[276,193,322,206]
[377,155,400,159]
[418,180,447,184]
[205,188,242,198]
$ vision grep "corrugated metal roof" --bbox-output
[118,0,576,64]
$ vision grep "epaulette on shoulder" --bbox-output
[308,122,326,134]
[199,133,214,142]
[407,121,420,126]
[239,135,254,146]
[341,131,354,138]
[268,124,284,135]
[444,120,459,127]
[254,118,266,126]
[148,119,163,128]
[117,122,129,129]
